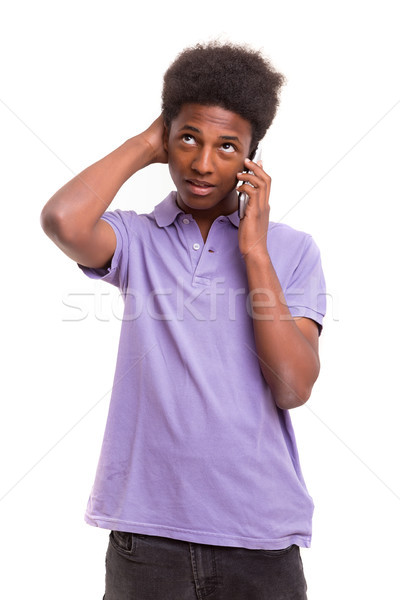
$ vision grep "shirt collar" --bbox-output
[153,191,240,229]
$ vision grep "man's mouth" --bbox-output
[186,179,215,196]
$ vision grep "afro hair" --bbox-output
[162,41,286,152]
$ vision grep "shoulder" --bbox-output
[267,221,317,259]
[100,207,158,240]
[268,221,311,242]
[101,192,177,234]
[266,221,324,289]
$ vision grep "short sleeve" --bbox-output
[77,209,135,290]
[284,236,326,335]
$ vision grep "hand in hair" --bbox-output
[140,114,169,166]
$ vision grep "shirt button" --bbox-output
[193,243,200,251]
[182,218,190,224]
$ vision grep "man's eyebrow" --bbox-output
[219,135,240,142]
[179,125,201,133]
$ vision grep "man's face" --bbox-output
[164,103,252,218]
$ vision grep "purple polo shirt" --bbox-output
[78,191,326,550]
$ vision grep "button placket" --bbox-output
[180,215,204,273]
[180,215,225,286]
[191,218,224,287]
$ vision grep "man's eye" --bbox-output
[182,134,196,145]
[221,143,235,153]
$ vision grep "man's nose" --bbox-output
[191,147,214,174]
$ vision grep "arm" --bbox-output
[40,115,168,269]
[237,159,320,410]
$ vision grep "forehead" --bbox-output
[171,103,252,142]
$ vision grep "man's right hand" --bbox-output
[140,114,169,166]
[40,116,170,270]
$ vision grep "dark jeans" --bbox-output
[103,531,308,599]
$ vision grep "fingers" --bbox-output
[236,182,256,197]
[237,159,271,185]
[236,168,271,194]
[236,159,271,213]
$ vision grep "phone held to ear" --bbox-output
[237,146,263,219]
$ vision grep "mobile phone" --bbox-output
[237,146,263,219]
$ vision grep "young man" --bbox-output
[41,42,326,599]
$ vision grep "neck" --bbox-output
[175,189,237,225]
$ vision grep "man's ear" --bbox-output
[163,122,169,153]
[248,144,258,161]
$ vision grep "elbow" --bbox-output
[40,204,60,238]
[274,384,312,410]
[270,364,320,411]
[40,203,82,246]
[40,194,68,238]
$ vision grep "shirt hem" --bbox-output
[84,513,312,550]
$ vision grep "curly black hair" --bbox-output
[162,41,286,155]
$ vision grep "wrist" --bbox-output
[118,135,156,173]
[242,247,271,265]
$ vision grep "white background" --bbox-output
[1,1,399,598]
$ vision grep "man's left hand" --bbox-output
[237,158,271,259]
